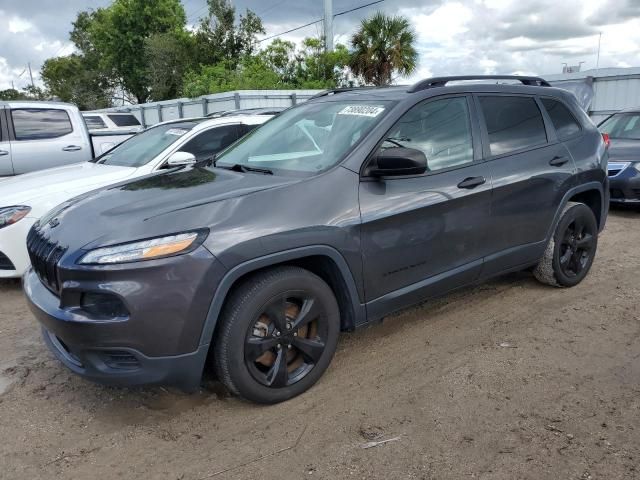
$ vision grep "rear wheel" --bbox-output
[213,266,340,404]
[533,202,598,287]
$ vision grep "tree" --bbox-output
[145,31,194,101]
[350,12,417,86]
[89,0,188,103]
[41,54,112,109]
[193,0,264,67]
[0,89,28,101]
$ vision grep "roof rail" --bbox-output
[407,75,551,93]
[308,86,384,100]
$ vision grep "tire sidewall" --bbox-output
[551,203,598,287]
[218,269,340,404]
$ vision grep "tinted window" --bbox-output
[11,109,73,140]
[599,113,640,140]
[541,98,581,139]
[179,125,240,161]
[84,115,107,129]
[107,114,141,127]
[479,96,547,156]
[380,96,473,171]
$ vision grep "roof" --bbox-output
[0,100,76,108]
[150,114,273,131]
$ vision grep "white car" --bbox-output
[0,114,270,278]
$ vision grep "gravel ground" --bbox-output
[0,209,639,480]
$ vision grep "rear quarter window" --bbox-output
[541,98,581,139]
[478,96,547,156]
[11,108,73,140]
[108,114,141,127]
[84,115,108,129]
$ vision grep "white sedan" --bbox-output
[0,114,271,278]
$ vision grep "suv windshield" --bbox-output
[98,122,199,168]
[599,113,640,140]
[215,100,392,174]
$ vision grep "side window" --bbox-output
[478,96,547,156]
[84,116,108,129]
[541,98,581,139]
[379,96,474,172]
[179,125,240,161]
[108,114,141,127]
[11,109,73,141]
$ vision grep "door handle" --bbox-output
[0,150,8,156]
[457,176,486,189]
[62,145,82,152]
[549,156,569,166]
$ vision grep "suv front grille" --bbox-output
[0,251,14,270]
[26,227,66,294]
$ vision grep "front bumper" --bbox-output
[608,162,640,204]
[23,246,226,391]
[0,217,37,278]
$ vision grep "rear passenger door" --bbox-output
[9,107,88,174]
[0,108,13,176]
[476,94,576,275]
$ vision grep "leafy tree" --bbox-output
[41,55,111,109]
[350,12,417,86]
[295,39,351,88]
[193,0,264,67]
[145,31,195,101]
[89,0,188,103]
[0,89,28,100]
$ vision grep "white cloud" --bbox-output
[8,16,32,34]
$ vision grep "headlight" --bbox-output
[0,206,31,229]
[79,231,206,265]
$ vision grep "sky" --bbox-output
[0,0,639,91]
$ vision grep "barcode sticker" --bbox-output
[337,105,385,117]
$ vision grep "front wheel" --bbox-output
[213,266,340,404]
[534,202,598,287]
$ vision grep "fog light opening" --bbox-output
[80,292,129,319]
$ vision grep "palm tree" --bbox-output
[349,12,418,86]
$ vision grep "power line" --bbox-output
[257,0,385,44]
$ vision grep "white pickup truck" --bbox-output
[0,100,135,177]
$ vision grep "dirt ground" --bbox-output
[0,209,639,480]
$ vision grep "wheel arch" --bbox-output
[547,182,606,241]
[198,246,366,347]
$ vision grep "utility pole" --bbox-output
[27,62,35,90]
[596,32,602,70]
[324,0,333,52]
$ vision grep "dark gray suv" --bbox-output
[24,76,609,403]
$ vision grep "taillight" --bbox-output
[602,133,611,148]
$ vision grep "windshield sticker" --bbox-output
[165,128,188,136]
[338,105,385,118]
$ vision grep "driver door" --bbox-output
[358,95,493,314]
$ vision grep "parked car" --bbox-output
[0,101,135,177]
[0,114,271,278]
[598,108,640,205]
[82,112,144,133]
[24,76,608,404]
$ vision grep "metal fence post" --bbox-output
[157,104,163,122]
[234,92,241,109]
[291,92,297,106]
[177,101,184,119]
[201,98,208,116]
[139,107,146,128]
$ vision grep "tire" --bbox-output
[533,202,598,287]
[213,266,340,404]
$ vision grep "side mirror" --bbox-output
[166,151,197,167]
[369,147,428,177]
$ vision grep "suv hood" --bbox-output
[0,162,135,207]
[608,138,640,161]
[45,166,298,251]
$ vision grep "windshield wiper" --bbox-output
[217,163,273,175]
